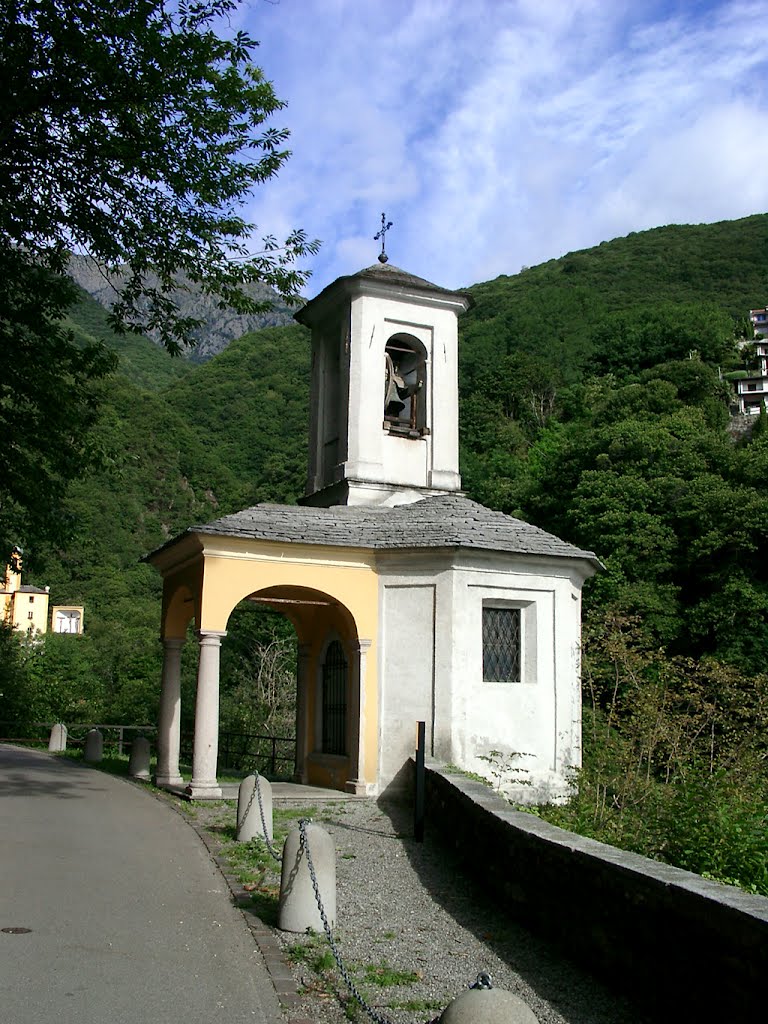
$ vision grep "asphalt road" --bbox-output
[0,744,283,1024]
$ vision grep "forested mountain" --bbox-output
[5,214,768,892]
[68,255,298,363]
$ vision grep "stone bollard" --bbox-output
[128,736,151,780]
[440,988,540,1023]
[278,822,335,933]
[83,728,103,763]
[48,723,67,752]
[237,774,273,842]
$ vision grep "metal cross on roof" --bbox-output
[374,212,393,264]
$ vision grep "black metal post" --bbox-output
[414,720,426,843]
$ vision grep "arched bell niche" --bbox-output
[384,332,428,435]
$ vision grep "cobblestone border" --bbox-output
[142,783,313,1024]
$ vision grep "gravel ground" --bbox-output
[196,796,648,1024]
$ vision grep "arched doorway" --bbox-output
[244,584,366,792]
[217,599,297,779]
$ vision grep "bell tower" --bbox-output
[296,262,472,507]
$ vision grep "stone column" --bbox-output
[294,643,312,783]
[186,630,226,799]
[345,639,371,795]
[155,637,185,789]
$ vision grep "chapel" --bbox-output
[146,258,599,800]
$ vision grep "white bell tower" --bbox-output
[296,262,472,507]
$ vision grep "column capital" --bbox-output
[355,638,373,655]
[160,636,186,651]
[196,629,227,646]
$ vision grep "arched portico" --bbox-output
[150,532,379,797]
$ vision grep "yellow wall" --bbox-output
[2,559,49,635]
[155,534,381,788]
[8,590,49,634]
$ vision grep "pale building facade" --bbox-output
[147,263,598,801]
[735,335,768,415]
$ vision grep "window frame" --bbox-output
[480,599,537,685]
[319,637,348,756]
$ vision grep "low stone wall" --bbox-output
[425,763,768,1020]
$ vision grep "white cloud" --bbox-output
[238,0,768,293]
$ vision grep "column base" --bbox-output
[153,773,185,789]
[185,781,223,800]
[344,778,370,796]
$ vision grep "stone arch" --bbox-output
[229,584,365,792]
[154,542,378,797]
[161,581,197,640]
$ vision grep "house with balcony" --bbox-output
[734,312,768,414]
[750,308,768,338]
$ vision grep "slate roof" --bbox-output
[162,494,598,566]
[0,584,48,595]
[350,262,463,295]
[295,263,473,324]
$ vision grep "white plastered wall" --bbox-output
[376,555,454,791]
[346,291,462,494]
[448,557,584,803]
[376,551,589,802]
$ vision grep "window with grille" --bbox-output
[482,607,521,682]
[321,640,347,755]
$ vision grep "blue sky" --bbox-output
[235,0,768,295]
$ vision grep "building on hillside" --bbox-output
[734,315,768,414]
[2,547,50,635]
[749,307,768,338]
[51,607,85,634]
[1,547,84,636]
[146,259,599,801]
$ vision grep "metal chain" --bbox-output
[254,771,283,863]
[470,971,493,990]
[235,777,257,833]
[235,771,283,863]
[299,818,396,1024]
[297,819,481,1024]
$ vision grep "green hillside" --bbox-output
[65,288,192,391]
[461,212,768,385]
[163,323,311,507]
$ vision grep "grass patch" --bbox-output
[442,763,491,787]
[362,960,421,987]
[287,936,335,974]
[57,750,145,776]
[246,887,281,927]
[212,804,319,927]
[386,997,445,1012]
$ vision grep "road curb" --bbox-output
[142,783,311,1024]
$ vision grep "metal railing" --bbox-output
[1,721,296,778]
[182,729,296,778]
[0,721,155,756]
